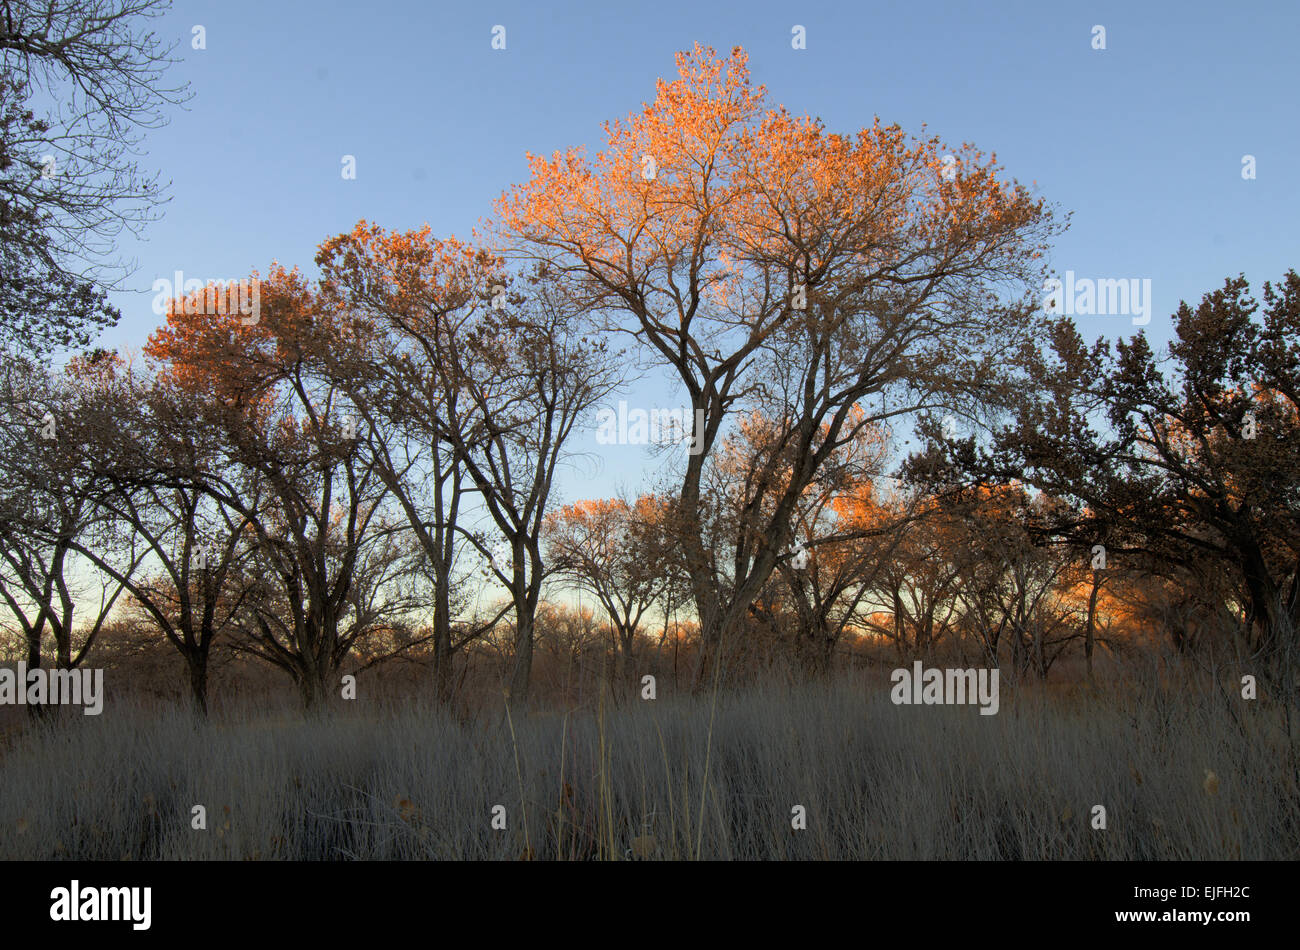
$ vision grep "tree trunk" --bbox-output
[24,625,46,721]
[690,598,724,689]
[616,625,635,692]
[892,589,905,659]
[432,569,453,703]
[509,612,534,705]
[187,653,210,716]
[297,665,329,713]
[1084,572,1102,681]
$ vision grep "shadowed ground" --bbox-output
[0,665,1294,860]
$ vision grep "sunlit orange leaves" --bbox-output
[494,43,1051,325]
[143,265,310,410]
[315,220,499,333]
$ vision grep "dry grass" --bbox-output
[0,663,1296,860]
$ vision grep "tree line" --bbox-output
[1,41,1295,713]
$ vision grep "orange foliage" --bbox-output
[496,44,1044,303]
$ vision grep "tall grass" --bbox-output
[0,664,1295,859]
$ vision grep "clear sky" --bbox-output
[98,0,1300,504]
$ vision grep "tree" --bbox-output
[314,224,502,702]
[0,0,188,354]
[543,493,678,685]
[497,44,1059,685]
[144,268,406,709]
[0,75,117,354]
[317,227,621,704]
[68,365,253,714]
[945,272,1300,671]
[0,351,140,711]
[936,484,1078,678]
[709,406,903,670]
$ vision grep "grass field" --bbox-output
[0,662,1296,860]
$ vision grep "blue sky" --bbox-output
[99,0,1300,503]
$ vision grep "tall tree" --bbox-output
[0,351,139,709]
[497,45,1058,682]
[145,268,405,709]
[314,224,500,702]
[929,271,1300,669]
[318,227,621,703]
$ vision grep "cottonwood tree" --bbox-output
[781,495,912,671]
[862,500,964,660]
[708,406,904,670]
[449,275,621,702]
[317,227,621,703]
[0,0,188,354]
[66,365,253,714]
[0,352,140,712]
[543,493,679,684]
[314,224,506,701]
[432,273,622,702]
[145,269,407,709]
[935,485,1078,678]
[497,44,1059,683]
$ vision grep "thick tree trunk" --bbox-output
[615,625,635,691]
[187,653,210,716]
[690,601,731,689]
[1240,542,1285,654]
[508,612,534,704]
[298,670,328,712]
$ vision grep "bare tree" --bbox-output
[0,352,140,714]
[543,493,678,686]
[317,229,622,704]
[433,271,622,703]
[315,226,498,702]
[68,367,253,714]
[144,268,410,710]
